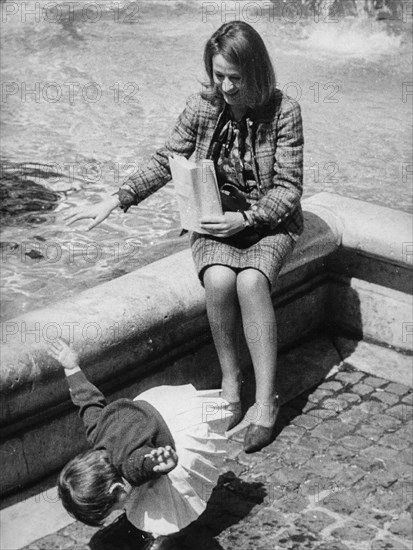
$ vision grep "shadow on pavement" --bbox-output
[89,473,266,550]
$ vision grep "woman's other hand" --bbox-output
[200,212,245,237]
[64,195,121,231]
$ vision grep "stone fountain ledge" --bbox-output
[0,192,412,497]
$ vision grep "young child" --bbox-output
[49,339,233,541]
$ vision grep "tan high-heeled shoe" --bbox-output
[243,394,280,453]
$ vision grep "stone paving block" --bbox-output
[292,412,321,430]
[301,407,339,425]
[387,403,412,421]
[319,490,363,515]
[339,407,371,426]
[318,381,344,392]
[308,388,334,403]
[325,445,356,462]
[355,423,384,442]
[262,483,287,504]
[274,526,320,548]
[401,392,413,404]
[352,382,374,396]
[364,376,389,388]
[370,539,411,550]
[314,543,352,550]
[294,510,335,533]
[311,419,354,441]
[320,397,349,414]
[272,425,306,446]
[334,370,365,386]
[278,445,315,467]
[267,466,308,488]
[263,435,292,457]
[299,435,331,453]
[350,506,393,529]
[394,448,413,465]
[331,521,378,542]
[384,459,413,481]
[373,482,408,512]
[316,408,340,421]
[389,512,413,539]
[367,413,402,431]
[396,420,413,438]
[25,532,77,550]
[334,465,366,488]
[380,432,411,451]
[371,390,401,406]
[338,392,362,405]
[386,382,410,396]
[301,476,344,499]
[236,451,267,469]
[362,470,399,489]
[249,460,283,479]
[272,492,311,514]
[304,456,345,480]
[360,400,388,415]
[360,445,399,464]
[253,507,288,530]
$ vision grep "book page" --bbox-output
[169,156,222,233]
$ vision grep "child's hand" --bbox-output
[48,338,80,370]
[145,446,178,474]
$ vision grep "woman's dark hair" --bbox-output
[203,21,276,107]
[58,449,123,527]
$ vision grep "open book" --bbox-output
[169,155,223,233]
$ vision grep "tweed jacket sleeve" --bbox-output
[117,94,199,211]
[250,97,304,231]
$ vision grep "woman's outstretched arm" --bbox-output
[65,93,200,229]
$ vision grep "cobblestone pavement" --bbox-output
[22,363,412,550]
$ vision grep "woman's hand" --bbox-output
[145,446,178,474]
[200,212,245,238]
[64,195,121,231]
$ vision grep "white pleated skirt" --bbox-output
[124,384,232,537]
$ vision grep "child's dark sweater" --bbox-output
[67,371,175,486]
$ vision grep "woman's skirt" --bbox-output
[191,229,295,288]
[125,384,232,537]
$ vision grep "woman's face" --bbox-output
[212,54,251,112]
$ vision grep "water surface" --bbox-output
[1,1,412,320]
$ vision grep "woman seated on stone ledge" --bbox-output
[65,21,304,454]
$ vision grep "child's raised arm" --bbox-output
[48,338,106,443]
[48,339,81,375]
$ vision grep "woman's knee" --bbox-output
[236,269,270,300]
[203,265,237,297]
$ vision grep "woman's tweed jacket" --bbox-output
[118,90,304,241]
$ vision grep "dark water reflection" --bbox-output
[1,1,412,320]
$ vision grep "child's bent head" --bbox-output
[58,449,124,526]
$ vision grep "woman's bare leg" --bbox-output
[236,268,278,428]
[203,265,242,403]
